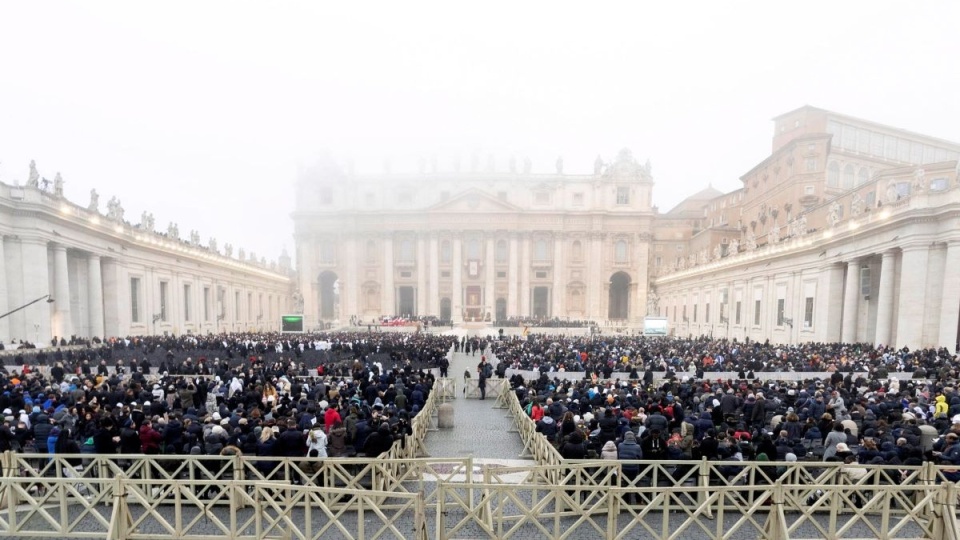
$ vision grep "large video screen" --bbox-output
[281,314,304,333]
[644,317,668,336]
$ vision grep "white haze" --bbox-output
[1,1,958,265]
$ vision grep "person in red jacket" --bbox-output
[139,418,163,455]
[322,401,342,434]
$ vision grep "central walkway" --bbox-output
[423,334,528,462]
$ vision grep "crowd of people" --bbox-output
[493,318,592,328]
[2,332,455,376]
[499,334,960,488]
[0,332,454,469]
[490,334,955,380]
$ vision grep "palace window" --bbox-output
[573,192,584,206]
[203,287,210,322]
[398,239,414,262]
[827,161,840,187]
[614,240,628,263]
[572,240,583,261]
[533,239,550,261]
[159,282,168,322]
[616,186,630,205]
[466,239,481,259]
[319,241,336,264]
[440,240,451,263]
[496,239,508,263]
[319,186,333,205]
[804,297,814,328]
[131,278,141,323]
[805,157,817,172]
[843,164,855,189]
[754,300,761,326]
[776,298,785,326]
[183,284,191,322]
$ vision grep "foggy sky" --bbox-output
[1,1,958,265]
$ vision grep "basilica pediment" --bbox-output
[425,188,522,214]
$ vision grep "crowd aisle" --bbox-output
[423,335,528,461]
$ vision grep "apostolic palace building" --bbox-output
[295,106,960,351]
[0,172,292,345]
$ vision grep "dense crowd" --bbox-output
[2,332,454,376]
[0,332,453,466]
[493,318,592,328]
[501,334,960,486]
[490,335,955,380]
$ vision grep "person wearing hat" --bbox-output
[617,431,643,505]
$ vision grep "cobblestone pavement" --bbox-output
[423,333,529,462]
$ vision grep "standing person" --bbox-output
[477,364,487,400]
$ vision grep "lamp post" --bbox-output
[0,294,55,321]
[0,295,54,345]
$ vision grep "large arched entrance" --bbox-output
[318,271,339,320]
[608,272,631,320]
[440,297,451,322]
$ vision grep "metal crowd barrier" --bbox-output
[1,451,959,539]
[461,377,508,400]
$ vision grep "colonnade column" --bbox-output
[86,254,104,339]
[896,244,929,348]
[841,260,860,343]
[417,235,427,317]
[428,234,439,316]
[519,234,530,316]
[21,239,51,343]
[484,235,495,320]
[938,241,960,350]
[53,245,72,339]
[0,237,7,341]
[551,233,563,318]
[507,233,518,317]
[874,250,897,346]
[382,234,394,317]
[452,237,463,323]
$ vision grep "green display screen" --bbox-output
[281,315,304,333]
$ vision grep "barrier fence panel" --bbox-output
[2,454,960,539]
[462,377,508,400]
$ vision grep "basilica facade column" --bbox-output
[519,234,531,316]
[507,233,518,317]
[382,233,395,316]
[587,233,603,319]
[344,235,358,320]
[452,236,463,323]
[0,237,8,341]
[484,234,495,319]
[551,233,563,318]
[53,245,72,339]
[896,244,929,348]
[417,234,427,316]
[874,250,897,346]
[428,233,439,316]
[88,254,105,339]
[841,260,860,343]
[938,241,960,350]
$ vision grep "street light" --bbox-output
[0,294,54,321]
